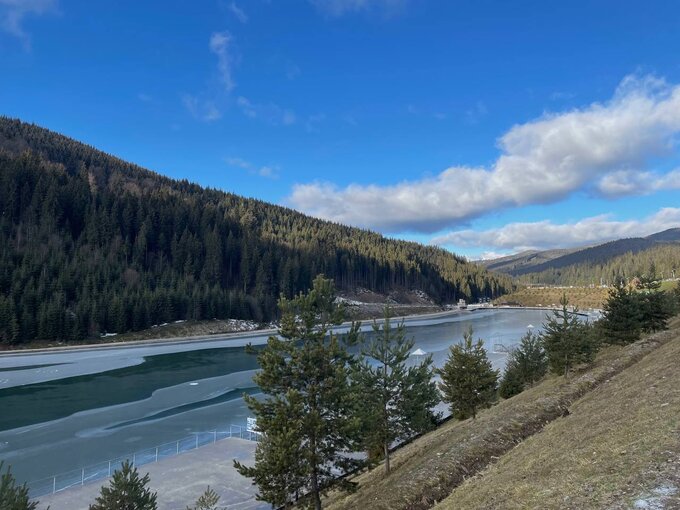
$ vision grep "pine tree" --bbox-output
[597,279,642,345]
[89,460,157,510]
[185,487,220,510]
[352,307,440,474]
[637,265,673,333]
[0,462,39,510]
[498,330,547,399]
[542,295,597,377]
[234,276,360,509]
[437,326,498,420]
[671,281,680,314]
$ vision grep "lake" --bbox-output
[0,308,556,485]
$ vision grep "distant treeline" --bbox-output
[0,118,511,344]
[518,244,680,286]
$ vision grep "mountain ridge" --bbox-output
[480,229,680,284]
[0,117,511,345]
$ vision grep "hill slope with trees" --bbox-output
[481,230,680,286]
[0,117,511,345]
[517,242,680,286]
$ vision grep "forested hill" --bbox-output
[516,242,680,286]
[488,230,680,286]
[510,233,680,277]
[0,117,511,345]
[481,230,680,278]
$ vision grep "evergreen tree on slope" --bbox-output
[235,276,360,509]
[352,307,440,474]
[438,326,498,420]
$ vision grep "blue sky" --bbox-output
[2,0,680,259]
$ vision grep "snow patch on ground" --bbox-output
[634,484,678,509]
[223,319,259,332]
[335,296,362,306]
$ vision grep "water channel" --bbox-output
[0,308,561,485]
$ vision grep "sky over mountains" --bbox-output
[2,0,679,258]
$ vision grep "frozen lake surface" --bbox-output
[0,308,554,485]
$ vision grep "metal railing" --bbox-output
[28,424,261,499]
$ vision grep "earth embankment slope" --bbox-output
[437,318,680,509]
[326,317,680,510]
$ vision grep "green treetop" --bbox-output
[499,330,547,399]
[542,295,597,377]
[234,275,361,510]
[597,279,643,345]
[352,307,440,475]
[0,462,39,510]
[438,326,498,420]
[88,460,157,510]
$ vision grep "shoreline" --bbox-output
[0,306,477,357]
[0,305,602,358]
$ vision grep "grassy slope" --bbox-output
[439,317,680,509]
[326,319,679,510]
[494,286,610,309]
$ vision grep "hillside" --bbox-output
[0,118,511,345]
[440,320,680,509]
[494,286,610,309]
[481,247,580,274]
[481,229,680,286]
[326,318,680,510]
[519,243,680,286]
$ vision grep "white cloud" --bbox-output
[228,2,248,23]
[432,208,680,252]
[257,166,279,179]
[226,157,279,179]
[183,31,237,121]
[289,74,680,233]
[310,0,406,17]
[182,94,222,122]
[225,157,251,169]
[597,168,680,197]
[209,31,235,92]
[479,251,510,261]
[0,0,56,49]
[237,96,296,126]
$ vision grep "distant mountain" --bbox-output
[480,247,581,274]
[645,228,680,243]
[0,117,511,345]
[483,229,680,286]
[510,237,663,277]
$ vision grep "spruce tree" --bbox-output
[0,462,38,510]
[352,307,440,474]
[499,330,547,399]
[597,280,642,345]
[542,295,597,376]
[234,275,360,509]
[637,265,673,333]
[185,487,220,510]
[672,281,680,315]
[437,326,498,420]
[89,461,157,510]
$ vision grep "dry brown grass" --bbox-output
[495,287,610,309]
[325,320,679,510]
[436,317,680,510]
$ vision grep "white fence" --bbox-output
[28,424,260,499]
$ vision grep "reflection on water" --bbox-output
[0,309,554,483]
